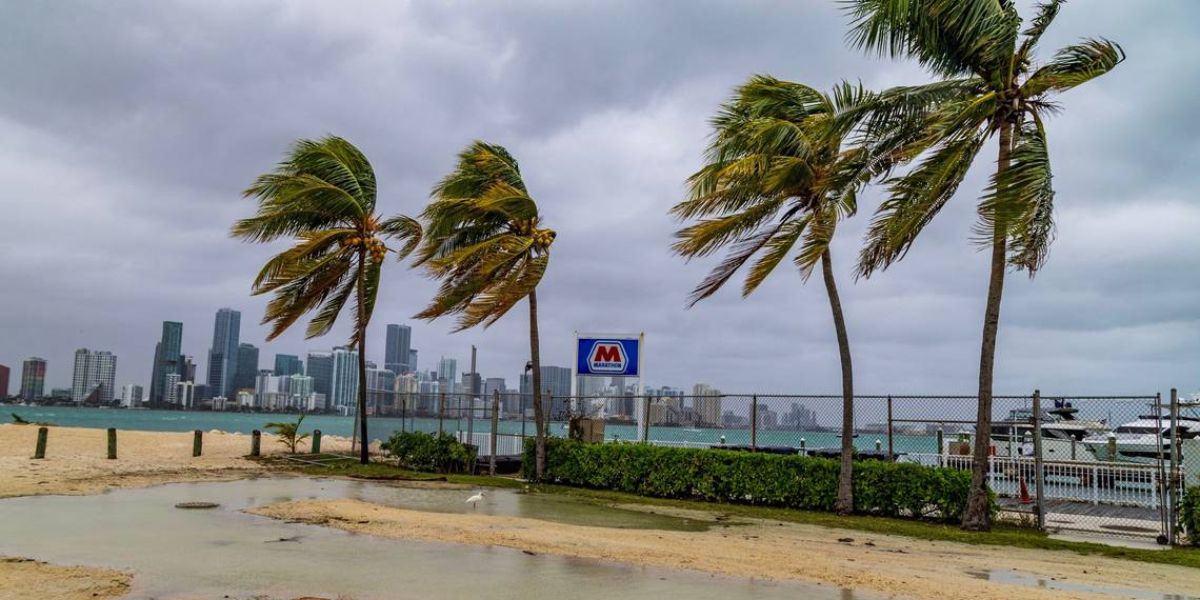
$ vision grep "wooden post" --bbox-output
[886,395,894,462]
[34,426,48,459]
[312,429,322,454]
[107,428,117,460]
[490,390,500,476]
[192,430,203,457]
[750,395,758,450]
[251,429,261,457]
[1032,390,1045,531]
[640,394,651,443]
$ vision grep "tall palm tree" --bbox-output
[414,141,555,479]
[672,76,885,515]
[233,136,422,465]
[844,0,1123,529]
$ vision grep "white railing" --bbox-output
[903,453,1184,509]
[455,432,525,457]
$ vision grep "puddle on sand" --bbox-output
[0,477,881,600]
[967,569,1198,600]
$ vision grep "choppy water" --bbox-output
[0,477,877,600]
[6,405,941,452]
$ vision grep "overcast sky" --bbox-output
[1,1,1197,398]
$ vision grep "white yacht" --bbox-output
[986,400,1109,461]
[1081,415,1200,464]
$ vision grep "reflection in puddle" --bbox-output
[967,569,1198,600]
[0,477,874,600]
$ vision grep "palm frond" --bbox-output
[1016,0,1065,64]
[378,215,423,260]
[1022,38,1125,97]
[977,114,1056,273]
[742,216,810,296]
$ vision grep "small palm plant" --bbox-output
[233,136,422,464]
[413,141,555,479]
[265,414,310,454]
[844,0,1123,529]
[673,76,884,514]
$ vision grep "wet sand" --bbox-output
[253,498,1199,600]
[0,423,362,498]
[0,557,130,600]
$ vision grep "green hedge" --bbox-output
[524,438,978,522]
[1179,486,1200,546]
[383,431,476,474]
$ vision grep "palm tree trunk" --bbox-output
[822,249,855,516]
[962,120,1015,531]
[356,256,370,465]
[529,288,546,479]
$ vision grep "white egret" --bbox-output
[466,491,485,510]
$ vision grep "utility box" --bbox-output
[570,417,606,443]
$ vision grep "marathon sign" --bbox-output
[576,337,640,377]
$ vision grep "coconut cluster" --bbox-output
[341,235,388,262]
[533,228,556,248]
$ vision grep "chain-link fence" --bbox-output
[378,388,1196,544]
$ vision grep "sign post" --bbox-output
[575,332,644,441]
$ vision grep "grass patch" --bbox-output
[259,457,1199,569]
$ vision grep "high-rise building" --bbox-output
[330,346,359,412]
[520,365,572,417]
[274,354,303,377]
[437,358,457,394]
[234,343,259,392]
[149,321,183,407]
[483,377,506,401]
[0,364,10,399]
[384,324,412,375]
[206,308,241,399]
[120,384,144,407]
[692,383,722,427]
[285,374,314,408]
[71,348,117,404]
[20,357,47,401]
[408,349,418,374]
[366,367,395,415]
[164,372,181,405]
[182,356,196,383]
[175,380,196,409]
[306,351,333,398]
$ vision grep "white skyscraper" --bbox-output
[71,348,118,404]
[330,346,360,413]
[437,357,458,394]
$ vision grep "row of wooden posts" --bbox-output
[30,426,324,459]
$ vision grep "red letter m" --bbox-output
[593,344,622,363]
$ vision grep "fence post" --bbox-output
[250,429,261,457]
[107,428,117,460]
[490,390,500,476]
[750,395,758,451]
[936,427,944,467]
[886,395,894,462]
[34,427,47,459]
[192,430,202,457]
[640,395,650,443]
[438,392,446,436]
[1032,390,1045,531]
[1168,388,1180,546]
[312,429,322,454]
[521,394,527,439]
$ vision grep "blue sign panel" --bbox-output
[576,337,639,377]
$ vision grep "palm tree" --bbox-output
[844,0,1123,529]
[414,141,555,479]
[233,136,422,465]
[672,76,885,515]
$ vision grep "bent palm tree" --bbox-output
[845,0,1123,529]
[233,136,422,465]
[414,141,555,479]
[672,76,884,514]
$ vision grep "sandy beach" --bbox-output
[251,498,1199,600]
[0,423,360,498]
[0,557,130,600]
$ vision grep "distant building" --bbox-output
[149,321,183,407]
[366,367,395,415]
[0,364,9,399]
[19,357,47,401]
[384,324,412,375]
[306,351,333,399]
[520,366,572,417]
[163,372,181,406]
[692,383,722,427]
[182,356,196,382]
[206,308,241,399]
[437,358,458,394]
[234,343,259,392]
[329,346,359,412]
[120,384,144,407]
[285,374,314,408]
[483,377,506,401]
[71,348,117,404]
[274,354,303,377]
[407,349,418,375]
[175,380,196,409]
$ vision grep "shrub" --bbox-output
[384,431,476,474]
[1179,486,1200,546]
[264,414,310,454]
[523,438,981,522]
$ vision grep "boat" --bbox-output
[1081,415,1200,464]
[984,400,1110,461]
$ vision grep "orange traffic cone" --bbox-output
[1018,477,1032,505]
